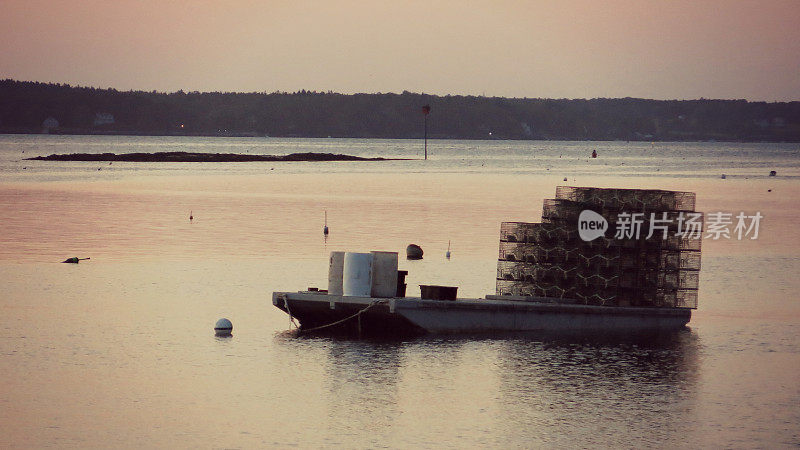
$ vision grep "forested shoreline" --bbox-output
[2,79,798,142]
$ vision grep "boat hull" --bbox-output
[272,292,691,335]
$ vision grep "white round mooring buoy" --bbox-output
[214,318,233,336]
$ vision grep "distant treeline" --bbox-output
[2,79,799,141]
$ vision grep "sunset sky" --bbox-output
[2,0,798,101]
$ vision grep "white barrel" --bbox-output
[370,251,398,298]
[328,251,345,295]
[342,252,373,297]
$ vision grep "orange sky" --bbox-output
[1,0,798,100]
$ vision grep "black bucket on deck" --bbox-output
[397,270,408,297]
[420,285,458,301]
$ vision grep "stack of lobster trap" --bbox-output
[496,187,702,308]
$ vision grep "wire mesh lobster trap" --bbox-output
[555,186,696,212]
[496,186,702,309]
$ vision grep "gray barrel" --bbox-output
[328,251,345,295]
[342,252,373,296]
[370,251,398,298]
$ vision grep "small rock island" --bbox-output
[27,151,401,162]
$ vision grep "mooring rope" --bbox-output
[282,295,300,329]
[297,300,385,334]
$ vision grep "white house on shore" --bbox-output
[93,113,115,126]
[42,117,59,133]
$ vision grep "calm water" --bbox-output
[1,135,799,448]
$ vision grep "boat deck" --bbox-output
[272,291,692,335]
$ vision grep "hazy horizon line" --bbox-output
[6,77,797,105]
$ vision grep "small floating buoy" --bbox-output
[768,189,772,192]
[214,318,233,336]
[721,174,727,179]
[406,244,423,260]
[769,170,777,176]
[189,211,193,222]
[62,257,90,264]
[591,150,597,158]
[563,177,568,182]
